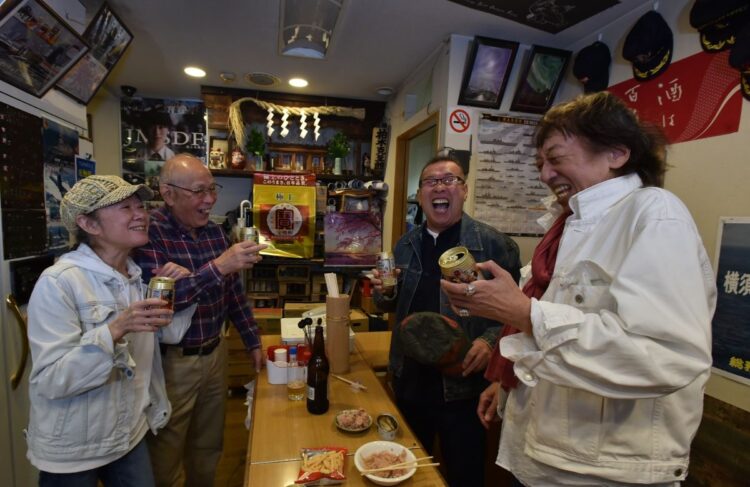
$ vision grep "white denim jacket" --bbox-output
[498,174,716,486]
[25,244,172,466]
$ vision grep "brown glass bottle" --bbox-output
[306,325,330,414]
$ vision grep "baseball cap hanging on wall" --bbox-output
[623,11,673,81]
[729,24,750,100]
[689,0,750,53]
[573,41,611,93]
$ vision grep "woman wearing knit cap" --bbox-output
[25,175,188,486]
[442,92,715,486]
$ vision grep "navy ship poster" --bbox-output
[712,217,750,384]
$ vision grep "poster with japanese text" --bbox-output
[473,115,549,236]
[252,172,316,259]
[712,217,750,385]
[608,50,741,144]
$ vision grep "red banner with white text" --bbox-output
[608,50,741,144]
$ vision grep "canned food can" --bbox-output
[147,277,175,310]
[438,246,478,283]
[240,226,259,244]
[376,251,397,289]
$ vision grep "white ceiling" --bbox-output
[86,0,654,102]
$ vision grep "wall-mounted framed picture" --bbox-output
[458,36,519,110]
[56,3,132,105]
[0,0,89,98]
[510,45,572,114]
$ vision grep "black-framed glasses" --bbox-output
[419,175,465,188]
[165,182,222,197]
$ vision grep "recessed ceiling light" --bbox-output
[289,77,309,88]
[376,87,394,96]
[184,66,206,78]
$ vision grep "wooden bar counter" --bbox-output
[245,333,446,486]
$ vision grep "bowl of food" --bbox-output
[334,408,372,433]
[354,440,417,486]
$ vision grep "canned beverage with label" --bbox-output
[240,226,259,244]
[438,246,478,283]
[147,277,175,310]
[376,251,397,290]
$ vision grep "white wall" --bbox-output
[386,0,750,411]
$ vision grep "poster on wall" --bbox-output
[0,101,46,259]
[120,97,206,199]
[75,155,95,180]
[324,209,382,267]
[252,173,316,259]
[42,118,78,254]
[712,217,750,385]
[473,114,549,237]
[608,50,741,144]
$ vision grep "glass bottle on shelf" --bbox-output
[306,325,330,414]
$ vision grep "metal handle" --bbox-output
[6,294,29,390]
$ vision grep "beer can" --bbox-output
[438,246,478,283]
[240,226,259,244]
[376,251,397,289]
[147,277,175,310]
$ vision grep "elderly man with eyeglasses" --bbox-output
[134,153,266,487]
[371,154,521,487]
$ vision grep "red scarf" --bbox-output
[484,210,571,389]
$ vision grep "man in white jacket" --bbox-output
[442,92,715,486]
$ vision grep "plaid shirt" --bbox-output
[133,206,260,350]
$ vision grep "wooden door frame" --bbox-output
[391,112,440,244]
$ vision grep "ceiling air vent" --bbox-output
[245,72,280,86]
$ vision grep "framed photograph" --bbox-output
[0,0,89,98]
[458,36,519,109]
[56,4,132,104]
[510,45,572,114]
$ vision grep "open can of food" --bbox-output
[376,413,399,440]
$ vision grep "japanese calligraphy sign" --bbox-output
[253,172,316,258]
[712,217,750,385]
[608,50,741,144]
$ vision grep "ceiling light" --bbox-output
[246,72,280,86]
[219,72,236,83]
[184,66,206,78]
[376,87,394,96]
[279,0,343,59]
[289,78,309,88]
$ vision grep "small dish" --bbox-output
[334,408,372,433]
[354,440,417,486]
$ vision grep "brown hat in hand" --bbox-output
[400,312,471,377]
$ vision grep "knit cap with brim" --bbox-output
[60,175,154,232]
[400,311,471,377]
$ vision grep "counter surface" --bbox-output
[246,333,445,486]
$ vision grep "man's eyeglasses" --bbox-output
[419,175,465,188]
[165,182,222,197]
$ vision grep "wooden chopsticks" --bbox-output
[359,455,439,475]
[331,373,367,391]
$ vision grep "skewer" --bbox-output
[359,455,439,474]
[331,373,367,391]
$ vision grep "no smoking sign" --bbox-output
[449,108,471,133]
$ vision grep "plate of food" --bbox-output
[334,408,372,433]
